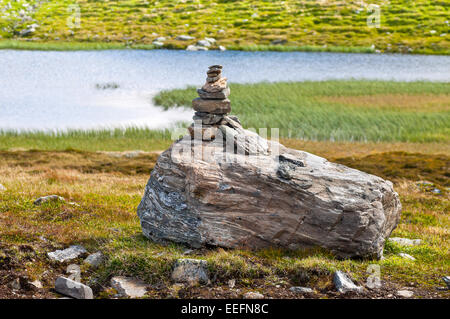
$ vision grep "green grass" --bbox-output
[0,0,448,54]
[154,80,450,143]
[0,149,448,298]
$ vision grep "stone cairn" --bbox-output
[188,65,242,141]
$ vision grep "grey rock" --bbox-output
[197,39,211,47]
[243,292,264,299]
[111,276,147,298]
[34,195,65,205]
[193,112,224,125]
[197,46,209,51]
[398,253,416,261]
[186,45,198,51]
[55,277,93,299]
[333,271,364,293]
[442,276,450,289]
[155,36,166,42]
[219,45,227,51]
[290,286,314,293]
[197,87,230,100]
[0,184,6,191]
[10,278,21,290]
[204,37,216,44]
[389,237,421,246]
[192,98,231,114]
[152,41,164,47]
[29,280,43,289]
[396,290,413,298]
[137,117,401,259]
[47,245,87,262]
[171,259,209,285]
[176,35,195,41]
[84,252,105,268]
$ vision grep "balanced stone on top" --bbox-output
[189,65,232,140]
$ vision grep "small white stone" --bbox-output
[396,290,414,298]
[389,237,422,246]
[47,245,87,263]
[34,195,65,205]
[398,253,416,261]
[228,279,236,289]
[243,291,264,299]
[290,286,313,293]
[111,276,147,298]
[0,184,6,191]
[334,271,363,293]
[30,280,43,289]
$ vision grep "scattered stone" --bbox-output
[55,277,94,299]
[290,286,313,294]
[0,184,6,191]
[137,66,401,259]
[197,39,211,47]
[152,41,164,47]
[243,292,264,299]
[47,245,87,263]
[182,249,194,255]
[155,36,166,42]
[333,271,364,293]
[442,276,450,289]
[204,37,216,44]
[29,280,43,289]
[111,276,147,298]
[389,237,421,246]
[219,45,226,51]
[171,259,209,285]
[396,290,414,298]
[432,188,441,194]
[176,35,195,41]
[84,252,105,268]
[398,253,416,261]
[34,195,65,205]
[228,279,236,289]
[10,278,21,290]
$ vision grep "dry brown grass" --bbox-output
[319,94,450,112]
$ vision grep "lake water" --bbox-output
[1,49,449,131]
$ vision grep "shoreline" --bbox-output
[1,40,449,55]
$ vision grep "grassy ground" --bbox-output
[155,80,450,143]
[0,0,448,54]
[0,80,448,298]
[0,145,448,299]
[1,81,448,152]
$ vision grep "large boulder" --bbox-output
[137,131,401,259]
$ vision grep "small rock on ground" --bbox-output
[290,286,314,294]
[442,276,450,289]
[111,276,147,298]
[333,271,364,293]
[84,252,105,268]
[0,184,6,191]
[47,245,87,263]
[171,259,209,285]
[243,292,264,299]
[389,237,421,246]
[398,253,416,261]
[10,278,21,290]
[55,277,93,299]
[34,195,65,205]
[396,290,414,298]
[29,280,43,289]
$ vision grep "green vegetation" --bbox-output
[0,149,448,298]
[155,80,450,143]
[1,80,448,298]
[0,0,448,54]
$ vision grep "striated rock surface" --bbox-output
[137,134,401,259]
[137,65,401,260]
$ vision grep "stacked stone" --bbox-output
[189,65,236,141]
